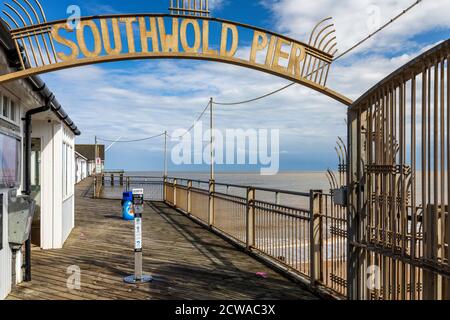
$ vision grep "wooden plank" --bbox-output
[8,177,319,300]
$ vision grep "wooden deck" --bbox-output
[7,178,319,300]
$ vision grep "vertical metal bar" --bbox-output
[411,75,417,299]
[447,55,450,294]
[434,62,439,268]
[164,131,168,178]
[210,98,214,181]
[440,59,445,276]
[310,190,323,287]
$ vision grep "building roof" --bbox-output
[75,145,105,161]
[0,20,80,136]
[75,151,88,160]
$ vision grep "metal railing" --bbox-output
[162,177,347,298]
[93,174,347,298]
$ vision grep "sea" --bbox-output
[125,171,332,193]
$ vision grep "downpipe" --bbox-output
[21,95,53,282]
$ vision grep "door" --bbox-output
[30,138,41,246]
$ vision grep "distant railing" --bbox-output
[94,174,347,298]
[94,173,164,201]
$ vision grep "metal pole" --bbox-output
[94,135,98,174]
[124,189,152,284]
[164,130,168,178]
[210,97,214,181]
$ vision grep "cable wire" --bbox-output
[97,100,212,143]
[97,132,165,143]
[213,0,423,106]
[173,100,211,139]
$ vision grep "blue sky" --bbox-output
[5,0,449,173]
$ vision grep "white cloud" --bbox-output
[40,0,449,170]
[262,0,450,57]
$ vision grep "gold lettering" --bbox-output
[249,31,268,63]
[272,37,290,73]
[119,17,137,53]
[181,19,201,53]
[100,18,122,55]
[287,43,306,77]
[158,17,179,53]
[51,24,79,61]
[202,20,218,56]
[139,17,159,53]
[77,21,102,58]
[265,36,277,67]
[220,23,238,57]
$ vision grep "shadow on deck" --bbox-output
[8,178,319,300]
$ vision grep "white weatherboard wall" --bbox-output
[32,121,75,249]
[0,192,11,300]
[62,127,75,243]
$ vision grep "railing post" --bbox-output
[126,176,130,191]
[208,179,215,227]
[111,174,114,186]
[187,180,192,214]
[173,178,178,208]
[93,175,97,199]
[423,204,438,299]
[163,176,167,202]
[246,187,255,249]
[101,174,105,186]
[119,173,124,186]
[309,189,323,287]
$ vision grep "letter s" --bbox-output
[51,24,79,61]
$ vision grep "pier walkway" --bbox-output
[7,178,318,300]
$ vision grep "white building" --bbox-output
[75,151,88,184]
[75,144,105,176]
[0,22,80,299]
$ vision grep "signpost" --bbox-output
[95,157,102,174]
[124,188,153,284]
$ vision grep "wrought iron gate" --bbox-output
[348,39,450,300]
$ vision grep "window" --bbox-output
[2,96,8,118]
[10,101,16,122]
[62,143,73,198]
[63,143,67,197]
[0,132,21,187]
[0,95,19,124]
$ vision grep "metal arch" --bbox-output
[4,3,27,26]
[312,24,334,48]
[22,0,42,23]
[338,136,347,157]
[322,36,337,54]
[2,10,20,29]
[318,31,336,53]
[12,0,34,24]
[17,0,54,64]
[325,42,337,55]
[1,17,12,29]
[32,0,46,22]
[4,5,39,66]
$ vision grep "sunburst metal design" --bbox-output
[1,0,57,69]
[301,17,338,87]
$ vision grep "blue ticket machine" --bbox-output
[122,191,133,220]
